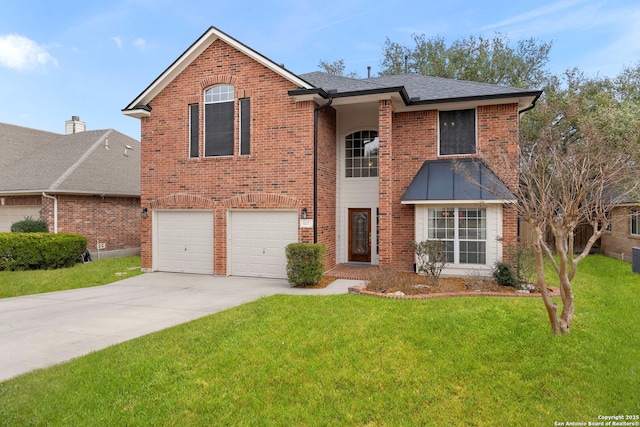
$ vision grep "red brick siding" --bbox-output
[379,104,520,271]
[317,105,337,270]
[41,195,140,251]
[139,39,323,273]
[600,206,640,262]
[1,196,41,207]
[2,195,139,251]
[377,100,395,266]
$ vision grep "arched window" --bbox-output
[204,85,234,156]
[345,130,378,178]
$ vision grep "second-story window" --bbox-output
[204,85,234,156]
[439,109,476,156]
[345,130,379,178]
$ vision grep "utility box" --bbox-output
[633,247,640,274]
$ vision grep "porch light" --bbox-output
[301,207,308,219]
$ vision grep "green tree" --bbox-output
[379,32,552,88]
[317,59,359,78]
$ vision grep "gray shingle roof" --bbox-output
[401,158,514,203]
[298,72,539,104]
[0,122,140,196]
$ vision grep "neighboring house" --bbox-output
[0,117,141,257]
[122,26,541,278]
[599,205,640,262]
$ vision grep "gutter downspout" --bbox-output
[313,98,333,243]
[42,192,58,234]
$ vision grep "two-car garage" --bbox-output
[154,210,298,279]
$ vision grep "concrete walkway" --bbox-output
[0,273,362,382]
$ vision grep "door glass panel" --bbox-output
[352,211,369,255]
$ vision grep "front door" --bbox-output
[348,208,371,263]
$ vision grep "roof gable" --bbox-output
[0,123,140,197]
[122,26,313,117]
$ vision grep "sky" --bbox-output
[1,0,639,140]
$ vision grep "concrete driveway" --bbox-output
[0,273,361,382]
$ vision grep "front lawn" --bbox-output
[0,256,142,298]
[0,255,638,425]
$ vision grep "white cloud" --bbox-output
[111,36,123,49]
[133,37,147,52]
[0,34,57,71]
[480,0,591,32]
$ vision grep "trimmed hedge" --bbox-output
[0,232,87,271]
[11,216,48,233]
[285,243,325,286]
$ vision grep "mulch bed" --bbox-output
[295,273,560,299]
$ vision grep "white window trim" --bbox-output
[630,208,640,236]
[414,204,502,275]
[344,129,379,179]
[425,207,487,265]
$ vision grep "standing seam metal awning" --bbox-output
[400,158,514,204]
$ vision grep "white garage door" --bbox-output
[0,206,41,232]
[229,210,298,279]
[156,211,214,274]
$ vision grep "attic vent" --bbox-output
[65,115,86,134]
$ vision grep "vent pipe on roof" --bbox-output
[367,66,371,78]
[65,115,86,134]
[404,55,408,74]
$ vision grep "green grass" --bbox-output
[0,256,142,298]
[1,255,638,426]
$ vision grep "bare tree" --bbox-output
[517,93,640,334]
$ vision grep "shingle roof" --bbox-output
[298,72,541,108]
[0,122,140,196]
[401,158,514,203]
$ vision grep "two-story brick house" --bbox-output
[123,26,541,279]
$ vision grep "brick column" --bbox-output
[377,99,393,267]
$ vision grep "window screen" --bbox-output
[439,109,476,155]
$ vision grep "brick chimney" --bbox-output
[65,115,86,134]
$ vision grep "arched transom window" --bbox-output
[204,84,234,156]
[345,130,378,178]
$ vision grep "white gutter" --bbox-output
[42,192,58,233]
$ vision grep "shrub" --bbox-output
[285,243,325,286]
[504,241,535,285]
[492,261,519,288]
[11,216,48,233]
[409,240,447,286]
[365,267,416,294]
[0,232,87,271]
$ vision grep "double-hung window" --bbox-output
[439,109,476,155]
[631,209,640,236]
[427,207,487,264]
